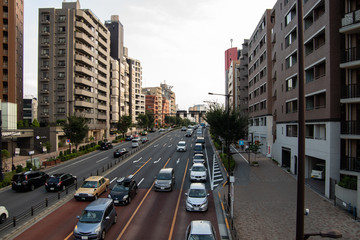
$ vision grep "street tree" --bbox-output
[145,111,155,130]
[62,116,89,151]
[31,119,40,127]
[137,113,148,130]
[117,115,132,137]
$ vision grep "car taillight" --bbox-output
[45,182,48,186]
[57,181,62,186]
[25,175,28,181]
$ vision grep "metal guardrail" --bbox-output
[0,135,160,237]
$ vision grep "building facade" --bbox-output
[0,0,23,122]
[23,96,38,124]
[143,87,163,127]
[127,57,145,123]
[236,39,249,116]
[248,9,274,156]
[38,0,111,140]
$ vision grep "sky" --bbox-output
[24,0,277,110]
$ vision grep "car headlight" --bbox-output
[123,195,128,200]
[108,194,111,198]
[74,193,79,197]
[94,226,101,235]
[155,180,158,185]
[74,225,79,234]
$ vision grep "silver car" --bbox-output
[189,163,207,182]
[193,154,205,165]
[185,183,209,211]
[73,198,117,240]
[185,220,217,240]
[154,168,175,191]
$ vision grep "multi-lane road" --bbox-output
[0,128,226,240]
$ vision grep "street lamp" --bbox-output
[208,92,232,210]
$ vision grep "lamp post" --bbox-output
[208,92,231,209]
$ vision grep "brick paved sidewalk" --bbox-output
[220,151,360,240]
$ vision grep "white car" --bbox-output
[185,220,217,240]
[190,163,207,182]
[177,141,187,152]
[193,154,205,165]
[311,164,325,180]
[185,183,209,212]
[0,206,8,224]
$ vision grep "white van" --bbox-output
[311,164,325,180]
[132,139,139,148]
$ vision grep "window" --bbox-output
[286,99,298,113]
[41,49,49,56]
[306,68,314,83]
[305,41,313,55]
[42,26,49,33]
[285,6,296,26]
[286,76,297,91]
[285,52,297,69]
[306,96,314,110]
[304,12,313,30]
[306,125,314,138]
[58,26,66,33]
[57,107,65,113]
[42,72,49,78]
[57,96,65,102]
[43,95,49,103]
[58,60,65,67]
[285,29,296,48]
[58,49,65,55]
[57,84,65,91]
[286,125,298,137]
[57,72,65,78]
[59,15,66,22]
[58,38,65,44]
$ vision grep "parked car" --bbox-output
[193,154,205,165]
[74,176,110,201]
[131,138,139,148]
[108,175,137,205]
[185,220,217,240]
[189,163,207,182]
[141,137,149,143]
[185,183,209,211]
[194,143,204,155]
[154,168,175,191]
[311,164,326,180]
[45,173,77,192]
[0,206,8,224]
[100,142,113,150]
[177,141,187,152]
[125,135,133,141]
[12,170,49,191]
[181,126,187,131]
[73,198,117,240]
[113,148,128,158]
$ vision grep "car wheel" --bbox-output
[113,215,117,224]
[101,230,106,240]
[30,184,35,191]
[0,214,6,224]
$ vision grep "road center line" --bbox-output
[133,158,152,176]
[168,158,189,240]
[95,157,108,163]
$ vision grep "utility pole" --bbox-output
[0,110,2,182]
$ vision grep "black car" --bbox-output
[108,175,137,205]
[12,171,49,191]
[45,173,77,192]
[100,142,113,150]
[113,148,128,158]
[125,135,133,141]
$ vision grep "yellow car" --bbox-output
[74,176,110,201]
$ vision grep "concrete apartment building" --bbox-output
[38,0,111,140]
[160,82,176,116]
[143,87,163,127]
[228,59,240,110]
[248,9,274,156]
[270,0,342,198]
[127,57,145,123]
[225,47,238,108]
[339,0,360,216]
[23,96,38,124]
[0,0,23,122]
[236,40,249,116]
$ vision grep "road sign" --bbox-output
[239,140,244,146]
[66,139,71,143]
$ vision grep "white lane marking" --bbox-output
[170,138,173,141]
[110,177,118,184]
[96,157,108,163]
[154,144,159,147]
[47,151,106,174]
[154,158,161,164]
[163,143,167,147]
[176,158,180,164]
[137,178,144,186]
[133,157,142,163]
[168,144,172,148]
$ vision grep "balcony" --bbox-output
[40,77,49,82]
[340,10,360,33]
[340,47,360,67]
[40,113,49,118]
[40,89,50,94]
[341,120,360,135]
[341,84,360,102]
[40,101,49,106]
[2,88,8,94]
[341,156,360,172]
[3,37,8,43]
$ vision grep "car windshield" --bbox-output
[193,155,204,159]
[178,142,185,146]
[81,181,98,188]
[192,166,205,172]
[157,172,171,180]
[79,210,103,223]
[189,234,215,240]
[313,165,324,171]
[12,174,25,181]
[189,189,207,198]
[112,184,129,192]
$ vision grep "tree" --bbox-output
[165,115,177,126]
[137,113,148,130]
[62,116,89,151]
[146,111,155,130]
[1,149,10,171]
[117,115,132,138]
[17,120,24,128]
[31,119,40,127]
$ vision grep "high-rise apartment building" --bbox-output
[23,96,38,124]
[228,59,240,110]
[225,47,238,107]
[127,57,145,123]
[143,87,162,127]
[236,40,249,116]
[160,82,176,116]
[38,0,111,140]
[248,9,274,156]
[339,0,360,215]
[271,0,342,198]
[0,0,23,122]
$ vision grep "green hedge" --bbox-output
[219,153,235,172]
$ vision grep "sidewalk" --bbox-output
[220,151,360,239]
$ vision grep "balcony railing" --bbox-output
[341,156,360,172]
[341,9,360,27]
[341,47,360,63]
[342,84,360,99]
[341,120,360,135]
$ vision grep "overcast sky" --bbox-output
[24,0,276,110]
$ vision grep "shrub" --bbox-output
[16,165,23,173]
[26,161,33,170]
[59,151,63,157]
[219,153,235,171]
[338,175,357,190]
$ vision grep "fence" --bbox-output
[335,196,357,221]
